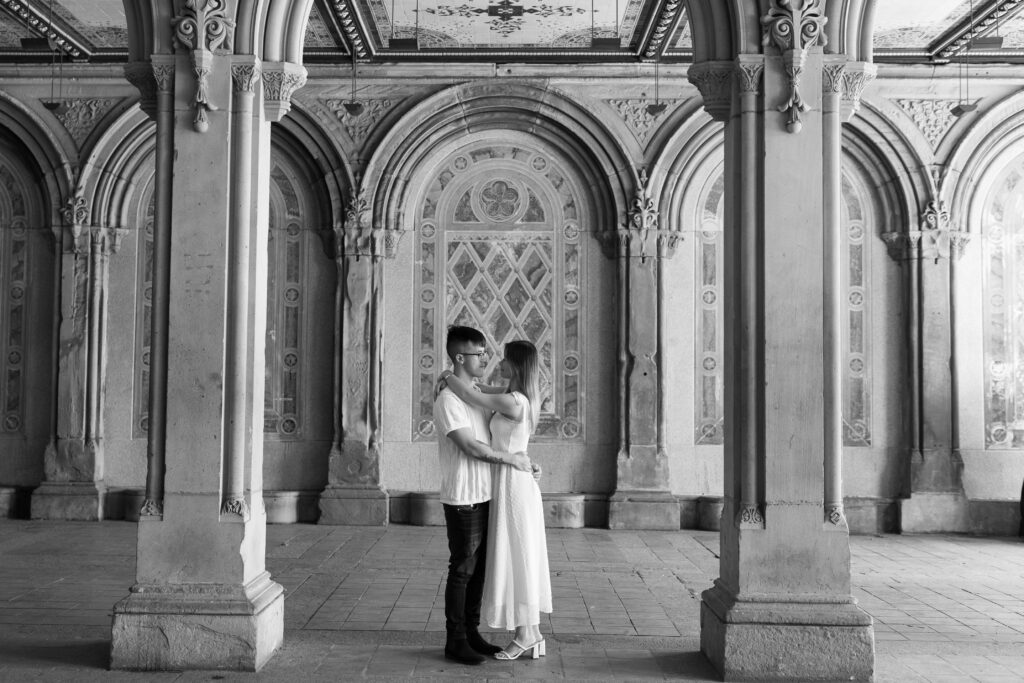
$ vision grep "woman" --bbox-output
[438,340,552,660]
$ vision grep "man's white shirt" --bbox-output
[434,386,493,505]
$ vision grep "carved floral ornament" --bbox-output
[761,0,828,134]
[601,169,681,260]
[881,200,970,262]
[172,0,236,133]
[336,185,404,259]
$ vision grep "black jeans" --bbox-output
[442,501,490,640]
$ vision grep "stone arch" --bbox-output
[0,93,74,224]
[849,100,927,227]
[0,103,62,483]
[946,90,1024,233]
[363,80,633,239]
[78,108,156,231]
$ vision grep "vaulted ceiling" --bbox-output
[1,0,1023,64]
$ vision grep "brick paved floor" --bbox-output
[0,520,1022,681]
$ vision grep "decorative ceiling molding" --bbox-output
[0,0,87,58]
[641,0,685,58]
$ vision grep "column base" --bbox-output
[701,583,874,681]
[110,572,284,672]
[31,481,115,521]
[899,491,970,533]
[318,485,388,526]
[608,491,680,530]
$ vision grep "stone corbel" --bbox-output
[761,0,828,134]
[91,226,129,256]
[335,186,404,260]
[172,0,235,133]
[123,62,158,120]
[60,195,90,254]
[262,62,307,123]
[881,231,921,262]
[687,61,734,122]
[840,62,876,122]
[919,200,958,262]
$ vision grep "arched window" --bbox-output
[982,152,1024,448]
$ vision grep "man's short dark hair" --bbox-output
[446,325,485,361]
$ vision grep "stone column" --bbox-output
[606,170,681,530]
[110,3,305,670]
[690,3,874,679]
[319,186,403,525]
[33,200,122,520]
[886,201,971,532]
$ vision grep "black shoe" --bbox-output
[444,639,486,665]
[467,630,502,656]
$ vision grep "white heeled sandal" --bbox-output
[494,638,545,660]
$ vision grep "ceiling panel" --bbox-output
[0,0,1021,63]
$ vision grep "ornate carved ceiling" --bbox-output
[0,0,1022,63]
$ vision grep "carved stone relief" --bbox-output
[761,0,828,133]
[322,98,394,145]
[606,98,683,145]
[55,98,120,148]
[895,99,960,151]
[414,144,584,442]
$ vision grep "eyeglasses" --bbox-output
[460,351,488,358]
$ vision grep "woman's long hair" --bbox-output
[504,340,541,433]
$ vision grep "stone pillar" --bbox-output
[606,170,681,530]
[319,186,404,525]
[33,200,123,520]
[690,3,875,679]
[110,3,306,670]
[885,201,971,532]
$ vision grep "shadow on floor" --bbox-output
[0,639,110,669]
[650,651,719,680]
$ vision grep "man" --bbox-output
[433,325,532,665]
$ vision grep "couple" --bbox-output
[433,325,553,665]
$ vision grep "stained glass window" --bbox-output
[414,145,583,441]
[983,153,1024,448]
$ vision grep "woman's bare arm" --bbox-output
[440,372,523,421]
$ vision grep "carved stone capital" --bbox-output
[262,62,307,122]
[687,61,733,122]
[152,60,175,93]
[231,62,261,94]
[123,62,158,119]
[822,62,845,95]
[735,59,765,95]
[950,231,972,261]
[840,62,877,122]
[761,0,828,134]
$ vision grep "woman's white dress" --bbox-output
[482,392,553,629]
